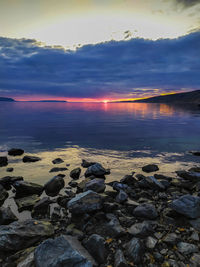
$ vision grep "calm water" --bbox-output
[0,102,200,184]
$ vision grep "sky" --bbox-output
[0,0,200,101]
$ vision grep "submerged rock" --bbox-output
[0,156,8,167]
[13,181,43,198]
[85,163,107,178]
[0,207,17,225]
[49,167,68,172]
[15,194,40,212]
[70,167,81,180]
[8,148,24,156]
[0,185,8,207]
[23,155,41,163]
[52,158,64,164]
[133,203,158,219]
[44,175,65,197]
[6,167,14,172]
[142,164,159,173]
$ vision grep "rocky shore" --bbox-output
[0,148,200,266]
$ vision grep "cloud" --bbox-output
[0,31,200,100]
[175,0,200,8]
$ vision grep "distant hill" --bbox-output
[38,100,68,102]
[0,97,15,102]
[132,90,200,104]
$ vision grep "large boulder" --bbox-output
[0,207,17,225]
[70,167,81,180]
[0,185,8,207]
[133,203,158,219]
[0,156,8,167]
[34,235,93,267]
[8,148,24,156]
[67,190,102,214]
[170,194,200,219]
[44,175,65,197]
[15,194,40,212]
[142,164,159,173]
[13,181,43,198]
[84,178,106,193]
[85,163,108,178]
[23,155,41,163]
[0,219,54,252]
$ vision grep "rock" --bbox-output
[163,233,179,245]
[69,180,78,188]
[0,156,8,167]
[83,234,106,264]
[108,181,129,192]
[77,178,92,191]
[67,190,102,214]
[145,176,165,191]
[51,206,61,220]
[34,235,93,267]
[70,167,81,179]
[190,253,200,266]
[52,158,64,164]
[81,159,96,168]
[133,203,158,219]
[146,236,157,249]
[176,170,200,182]
[32,197,52,217]
[154,174,173,181]
[6,167,13,172]
[116,190,128,203]
[114,249,128,267]
[8,148,24,156]
[0,219,54,252]
[0,207,17,225]
[128,221,154,237]
[120,175,136,186]
[190,218,200,231]
[170,194,200,219]
[190,231,199,241]
[13,181,43,198]
[142,164,159,173]
[23,155,41,162]
[125,237,144,264]
[103,213,125,238]
[49,167,68,172]
[17,250,35,267]
[15,194,40,212]
[85,163,107,178]
[85,178,106,193]
[177,242,198,255]
[0,176,23,190]
[0,185,8,206]
[189,167,200,173]
[190,151,200,156]
[44,175,65,197]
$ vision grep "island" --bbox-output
[0,97,15,102]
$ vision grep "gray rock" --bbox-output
[190,218,200,231]
[128,221,154,237]
[176,170,200,182]
[85,178,106,193]
[17,251,35,267]
[133,203,158,219]
[83,234,106,264]
[154,174,173,181]
[32,197,52,217]
[114,249,128,267]
[15,194,40,212]
[13,181,43,198]
[0,219,54,252]
[81,159,96,168]
[23,155,41,162]
[142,164,159,173]
[116,190,128,203]
[177,242,198,255]
[44,175,65,197]
[67,190,102,214]
[34,235,93,267]
[0,156,8,167]
[125,237,144,264]
[85,163,107,178]
[8,148,24,156]
[163,233,179,245]
[70,167,81,179]
[104,214,125,238]
[49,167,68,172]
[0,185,8,206]
[170,194,200,219]
[52,158,64,164]
[145,176,165,191]
[0,207,17,225]
[146,236,157,249]
[190,253,200,266]
[6,167,14,172]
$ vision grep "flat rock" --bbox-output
[0,219,54,252]
[44,175,65,197]
[133,203,158,219]
[70,167,81,179]
[13,181,43,198]
[8,148,24,156]
[0,207,17,225]
[0,156,8,167]
[177,242,198,255]
[49,167,68,172]
[85,163,107,178]
[23,155,41,163]
[85,178,106,193]
[0,185,8,207]
[125,237,144,264]
[142,164,159,173]
[15,194,40,212]
[52,158,64,164]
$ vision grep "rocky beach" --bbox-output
[0,148,200,266]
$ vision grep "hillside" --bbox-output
[0,97,15,102]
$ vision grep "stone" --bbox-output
[128,221,154,237]
[190,218,200,231]
[17,250,35,267]
[170,194,200,219]
[108,181,129,192]
[176,170,200,182]
[0,156,8,167]
[120,175,136,185]
[6,167,14,172]
[67,190,102,214]
[142,164,159,173]
[146,236,157,249]
[190,151,200,156]
[0,185,8,206]
[125,237,144,264]
[83,234,106,264]
[145,176,165,191]
[0,219,54,252]
[49,167,68,172]
[23,155,41,162]
[114,249,128,267]
[32,197,52,217]
[0,176,23,190]
[85,163,107,178]
[81,159,96,168]
[154,174,173,181]
[15,194,40,212]
[13,181,43,198]
[52,158,64,164]
[69,180,78,188]
[44,175,65,197]
[51,206,61,220]
[190,253,200,266]
[8,148,24,156]
[163,233,179,245]
[70,167,81,179]
[116,190,128,203]
[0,207,17,225]
[133,203,158,219]
[103,213,125,238]
[85,178,106,193]
[34,235,93,267]
[177,242,198,255]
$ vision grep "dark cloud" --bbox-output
[175,0,200,8]
[0,32,200,99]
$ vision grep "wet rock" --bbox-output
[32,197,52,217]
[0,219,54,252]
[120,174,136,186]
[177,242,198,255]
[176,170,200,183]
[49,167,68,172]
[145,176,165,191]
[83,234,106,264]
[128,221,154,237]
[22,155,41,163]
[0,185,8,206]
[15,194,40,212]
[0,156,8,167]
[0,176,23,190]
[133,203,158,219]
[146,236,157,249]
[170,194,200,219]
[116,190,128,203]
[142,164,159,173]
[70,167,81,180]
[85,178,106,193]
[125,237,144,264]
[67,190,102,214]
[6,167,13,172]
[114,249,128,267]
[163,233,179,245]
[69,180,78,188]
[8,148,24,156]
[81,159,96,168]
[109,182,129,192]
[44,175,65,197]
[52,158,64,164]
[154,174,173,181]
[77,178,92,191]
[85,163,107,178]
[34,235,94,267]
[13,181,43,198]
[0,207,17,225]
